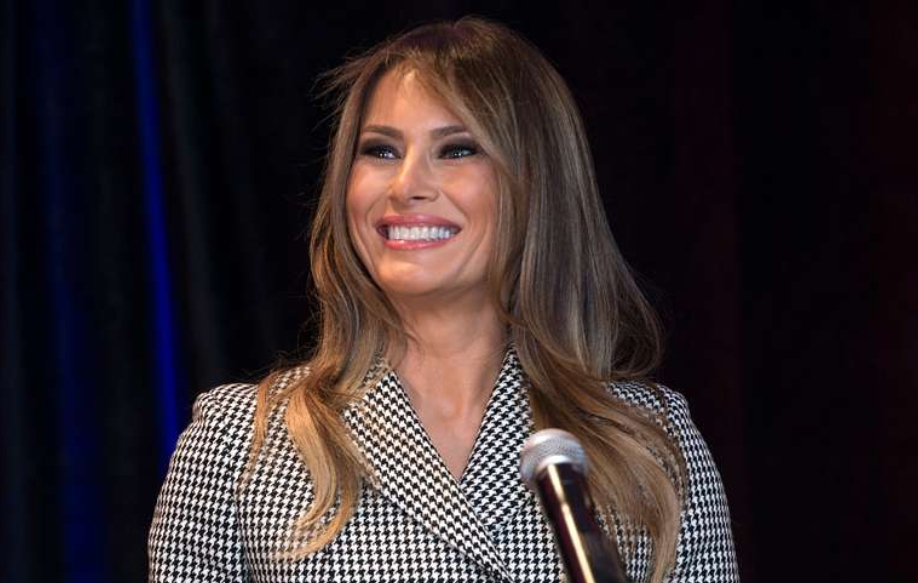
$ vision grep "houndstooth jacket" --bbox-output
[148,349,739,583]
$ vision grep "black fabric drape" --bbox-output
[3,1,916,582]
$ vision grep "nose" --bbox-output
[388,150,438,205]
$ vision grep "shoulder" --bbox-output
[150,366,314,580]
[610,380,740,581]
[607,379,718,487]
[171,366,310,466]
[608,380,692,440]
[191,382,258,422]
[191,366,309,424]
[161,382,260,486]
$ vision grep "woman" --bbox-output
[149,16,739,583]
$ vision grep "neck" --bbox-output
[389,293,506,412]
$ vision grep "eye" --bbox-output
[359,142,399,160]
[439,142,479,159]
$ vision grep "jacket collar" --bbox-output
[341,348,532,583]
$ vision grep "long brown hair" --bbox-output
[250,16,685,583]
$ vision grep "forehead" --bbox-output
[361,68,464,129]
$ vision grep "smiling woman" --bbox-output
[148,16,739,583]
[346,69,500,308]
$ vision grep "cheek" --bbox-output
[344,181,376,271]
[345,175,372,233]
[345,223,379,289]
[344,192,360,235]
[345,165,386,225]
[468,172,500,236]
[344,185,396,292]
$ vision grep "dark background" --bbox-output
[3,1,916,582]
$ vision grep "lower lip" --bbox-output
[380,231,457,250]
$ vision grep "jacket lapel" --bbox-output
[342,350,529,583]
[460,350,534,533]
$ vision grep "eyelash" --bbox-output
[440,142,478,159]
[359,142,479,160]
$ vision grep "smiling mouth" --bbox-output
[381,225,460,242]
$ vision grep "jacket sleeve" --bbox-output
[148,385,255,582]
[662,388,740,583]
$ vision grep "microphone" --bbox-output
[520,429,629,583]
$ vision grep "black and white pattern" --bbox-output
[149,350,739,582]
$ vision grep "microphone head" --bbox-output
[520,428,589,489]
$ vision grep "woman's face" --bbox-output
[346,69,499,308]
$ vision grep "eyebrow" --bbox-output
[360,124,469,139]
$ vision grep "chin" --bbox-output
[374,264,439,293]
[377,280,444,300]
[370,263,487,305]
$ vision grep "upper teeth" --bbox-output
[387,225,457,241]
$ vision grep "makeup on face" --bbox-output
[345,69,499,302]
